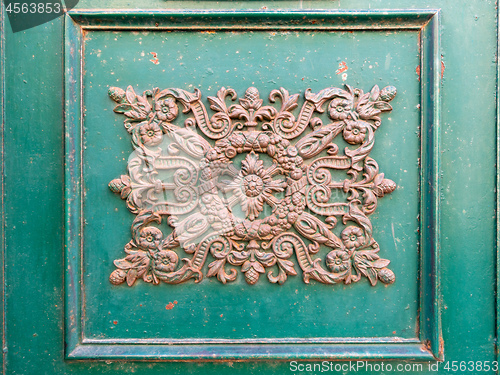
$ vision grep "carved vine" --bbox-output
[108,84,397,287]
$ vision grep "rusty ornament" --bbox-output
[107,84,397,287]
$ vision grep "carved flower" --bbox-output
[155,98,178,121]
[154,250,178,273]
[138,227,162,250]
[140,122,163,146]
[341,226,365,249]
[224,151,285,221]
[243,175,264,197]
[343,121,367,145]
[328,98,353,120]
[326,250,351,273]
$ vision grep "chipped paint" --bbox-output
[150,52,159,65]
[165,300,178,310]
[335,60,348,75]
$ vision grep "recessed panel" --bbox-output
[80,28,420,343]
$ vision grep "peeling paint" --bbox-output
[165,300,178,310]
[335,60,348,75]
[150,52,159,65]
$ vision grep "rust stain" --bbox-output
[113,320,118,325]
[335,61,348,75]
[165,301,178,310]
[416,65,421,81]
[441,60,445,80]
[150,52,159,65]
[422,339,432,351]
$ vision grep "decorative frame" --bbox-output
[64,9,441,361]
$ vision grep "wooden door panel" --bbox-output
[2,1,497,374]
[65,10,439,360]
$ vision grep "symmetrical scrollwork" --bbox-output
[108,83,397,287]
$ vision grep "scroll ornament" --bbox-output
[107,83,397,287]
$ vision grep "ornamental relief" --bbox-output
[107,83,397,287]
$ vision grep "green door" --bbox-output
[1,0,498,374]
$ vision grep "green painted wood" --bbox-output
[3,14,66,375]
[497,0,500,365]
[63,9,440,360]
[0,3,5,374]
[2,0,498,373]
[419,12,441,360]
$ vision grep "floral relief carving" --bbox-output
[107,83,397,287]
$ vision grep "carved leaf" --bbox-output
[372,259,390,269]
[294,212,342,248]
[157,88,201,111]
[252,262,265,273]
[278,259,297,276]
[207,259,225,278]
[254,106,278,121]
[125,86,138,104]
[305,87,351,112]
[374,101,393,111]
[362,157,379,182]
[365,267,378,286]
[369,85,380,102]
[207,259,237,284]
[356,87,393,122]
[114,259,133,269]
[295,122,344,159]
[164,126,210,158]
[256,251,276,267]
[207,87,237,113]
[174,213,210,248]
[269,87,299,112]
[356,249,380,261]
[113,103,133,113]
[228,104,249,121]
[126,269,138,286]
[268,258,297,285]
